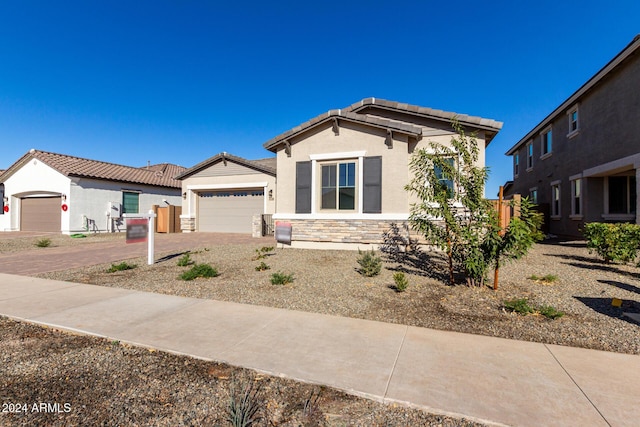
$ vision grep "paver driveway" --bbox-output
[0,232,274,275]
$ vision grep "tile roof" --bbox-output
[263,98,503,151]
[175,152,276,180]
[0,150,185,188]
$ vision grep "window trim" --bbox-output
[529,187,538,205]
[550,180,561,219]
[319,161,357,212]
[122,190,140,214]
[567,105,580,138]
[540,126,553,159]
[526,141,534,171]
[570,177,583,220]
[603,175,636,219]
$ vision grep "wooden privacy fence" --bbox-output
[489,193,521,232]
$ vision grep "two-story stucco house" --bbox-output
[504,35,640,238]
[263,98,502,249]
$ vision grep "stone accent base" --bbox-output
[285,219,415,244]
[180,216,195,232]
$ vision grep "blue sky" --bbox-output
[1,1,638,196]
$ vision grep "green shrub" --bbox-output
[393,272,409,292]
[583,222,640,263]
[538,305,565,320]
[107,262,137,273]
[254,246,275,260]
[255,261,270,271]
[69,233,87,238]
[180,263,219,281]
[35,238,52,248]
[177,252,193,267]
[356,249,382,277]
[528,274,558,283]
[503,298,534,315]
[270,271,294,285]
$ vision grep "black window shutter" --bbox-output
[363,156,382,213]
[296,161,312,213]
[0,184,4,215]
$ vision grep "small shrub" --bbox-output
[393,272,409,292]
[357,249,382,277]
[69,233,87,238]
[107,262,137,273]
[176,252,193,267]
[503,298,534,315]
[270,271,294,285]
[255,261,270,271]
[227,374,263,427]
[538,305,565,320]
[180,263,219,281]
[35,238,52,248]
[529,274,558,283]
[254,246,275,260]
[583,222,640,263]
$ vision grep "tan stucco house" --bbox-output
[177,152,276,234]
[263,98,503,249]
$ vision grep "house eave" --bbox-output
[505,34,640,156]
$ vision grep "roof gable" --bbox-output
[0,149,185,188]
[176,152,276,180]
[263,98,503,152]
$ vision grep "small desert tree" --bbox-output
[405,119,492,285]
[405,119,542,286]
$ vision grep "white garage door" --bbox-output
[21,196,62,232]
[198,189,264,233]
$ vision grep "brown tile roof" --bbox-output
[0,150,185,188]
[176,152,276,180]
[264,98,503,152]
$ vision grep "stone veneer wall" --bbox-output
[180,216,195,232]
[286,219,413,244]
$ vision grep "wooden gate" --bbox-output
[153,205,182,233]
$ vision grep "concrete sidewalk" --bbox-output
[1,274,638,426]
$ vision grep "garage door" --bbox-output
[198,190,264,233]
[21,196,61,232]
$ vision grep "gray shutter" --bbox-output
[0,184,4,215]
[296,161,312,213]
[363,156,382,213]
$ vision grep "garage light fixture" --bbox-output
[61,194,67,201]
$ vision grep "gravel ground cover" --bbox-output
[38,239,640,355]
[4,234,640,425]
[1,317,482,427]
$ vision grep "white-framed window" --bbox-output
[567,105,579,138]
[434,157,455,197]
[529,187,538,205]
[122,191,140,214]
[541,127,552,158]
[320,161,356,211]
[514,153,519,177]
[551,180,561,218]
[526,142,534,170]
[571,178,582,218]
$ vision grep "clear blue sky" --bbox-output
[1,1,638,196]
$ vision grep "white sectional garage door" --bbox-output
[198,189,264,233]
[21,196,61,232]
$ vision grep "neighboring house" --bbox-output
[504,35,640,238]
[0,149,185,233]
[263,97,503,248]
[176,152,276,234]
